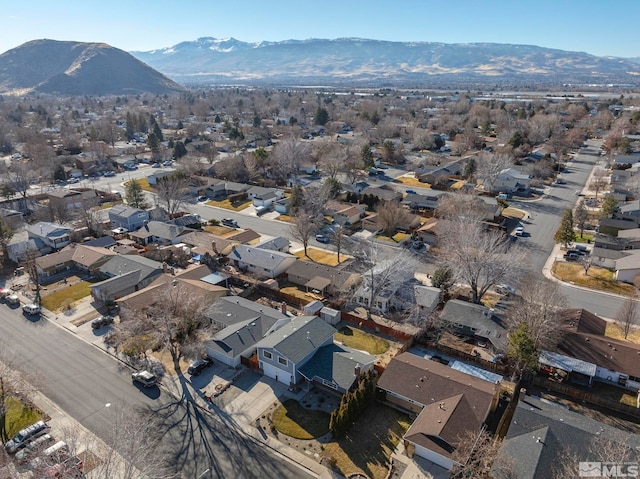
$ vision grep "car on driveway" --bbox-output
[197,195,208,202]
[187,356,213,376]
[315,234,331,244]
[515,226,524,236]
[496,284,517,296]
[132,370,157,387]
[91,315,114,329]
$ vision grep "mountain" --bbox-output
[132,37,640,87]
[0,39,187,96]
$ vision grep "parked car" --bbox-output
[22,304,40,316]
[315,234,331,244]
[187,356,213,376]
[221,218,238,228]
[405,189,417,195]
[555,178,566,184]
[496,193,509,200]
[152,163,161,168]
[564,251,581,260]
[5,421,50,454]
[575,244,590,253]
[103,170,116,177]
[163,160,174,167]
[496,284,517,296]
[91,315,114,329]
[131,370,157,388]
[0,287,11,299]
[14,434,54,463]
[515,226,524,236]
[197,195,208,202]
[68,178,79,184]
[6,294,20,306]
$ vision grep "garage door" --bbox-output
[261,362,292,385]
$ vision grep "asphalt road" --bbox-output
[508,140,629,318]
[0,304,312,479]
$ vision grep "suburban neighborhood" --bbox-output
[1,75,640,479]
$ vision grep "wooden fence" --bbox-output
[340,310,414,342]
[533,376,640,419]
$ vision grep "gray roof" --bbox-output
[26,222,70,238]
[414,285,441,310]
[130,221,188,241]
[258,315,337,364]
[439,299,508,351]
[401,193,439,210]
[205,315,287,359]
[495,395,640,479]
[591,247,628,260]
[91,269,141,298]
[227,244,295,271]
[109,204,147,218]
[256,236,290,252]
[620,199,640,215]
[99,255,163,282]
[298,343,375,392]
[83,236,117,248]
[206,296,288,328]
[617,227,640,239]
[286,260,358,291]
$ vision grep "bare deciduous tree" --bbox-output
[346,238,416,319]
[590,168,608,199]
[451,429,516,479]
[267,137,310,184]
[439,217,523,304]
[616,297,639,340]
[290,211,317,258]
[477,152,513,193]
[155,172,189,217]
[574,198,589,239]
[507,274,568,352]
[376,200,410,236]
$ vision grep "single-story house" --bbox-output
[439,299,508,353]
[180,231,238,257]
[614,251,640,283]
[377,352,500,471]
[246,186,284,208]
[35,243,116,279]
[489,168,532,194]
[255,236,290,253]
[117,264,227,316]
[274,196,291,215]
[286,260,360,296]
[47,189,98,211]
[129,221,191,246]
[494,394,640,479]
[590,246,629,270]
[90,255,164,303]
[540,309,640,391]
[226,244,296,279]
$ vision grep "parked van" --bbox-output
[22,304,41,316]
[5,421,50,454]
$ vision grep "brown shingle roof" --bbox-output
[378,352,497,459]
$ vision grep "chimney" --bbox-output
[211,240,217,254]
[518,388,527,402]
[354,363,361,377]
[162,262,168,273]
[281,301,287,315]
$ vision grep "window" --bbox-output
[278,357,288,366]
[263,350,272,360]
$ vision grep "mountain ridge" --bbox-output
[131,36,640,87]
[0,39,187,96]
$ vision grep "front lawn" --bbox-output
[271,399,330,439]
[605,321,640,344]
[41,281,92,312]
[4,396,44,440]
[393,175,429,188]
[551,262,636,296]
[125,178,153,192]
[374,232,410,243]
[205,199,252,211]
[335,326,389,355]
[293,247,345,266]
[321,402,411,479]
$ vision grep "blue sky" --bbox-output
[1,0,638,58]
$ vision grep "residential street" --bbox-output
[0,303,314,479]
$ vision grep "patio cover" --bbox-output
[304,276,331,292]
[539,350,597,377]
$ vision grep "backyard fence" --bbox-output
[533,376,640,419]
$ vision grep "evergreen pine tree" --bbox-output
[554,208,576,247]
